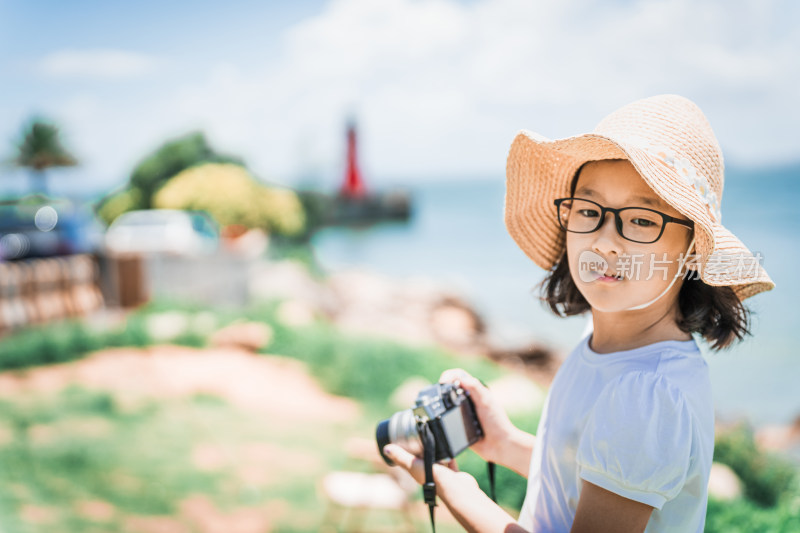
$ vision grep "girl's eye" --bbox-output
[631,217,657,227]
[577,209,600,218]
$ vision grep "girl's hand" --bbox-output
[439,368,536,478]
[439,368,518,466]
[382,444,461,485]
[384,443,526,533]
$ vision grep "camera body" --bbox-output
[376,381,483,465]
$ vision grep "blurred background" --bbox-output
[1,0,799,531]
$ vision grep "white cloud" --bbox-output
[165,0,799,184]
[37,0,800,193]
[38,49,160,79]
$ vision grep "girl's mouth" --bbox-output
[594,270,624,282]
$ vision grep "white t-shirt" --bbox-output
[517,333,714,532]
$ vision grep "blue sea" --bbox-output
[311,164,800,427]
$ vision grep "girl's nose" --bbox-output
[591,212,623,258]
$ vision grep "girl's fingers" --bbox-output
[383,445,424,484]
[440,369,487,403]
[439,369,486,397]
[383,444,411,468]
[439,368,470,384]
[383,445,461,483]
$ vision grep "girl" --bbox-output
[383,94,774,532]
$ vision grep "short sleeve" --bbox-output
[576,371,693,510]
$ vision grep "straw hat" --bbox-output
[504,94,774,301]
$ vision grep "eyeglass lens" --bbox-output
[558,198,664,243]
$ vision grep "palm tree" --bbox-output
[11,118,78,195]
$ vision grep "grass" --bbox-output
[0,299,505,411]
[0,388,221,532]
[0,384,374,533]
[713,423,797,507]
[0,300,798,532]
[259,312,505,411]
[0,300,528,532]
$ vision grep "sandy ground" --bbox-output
[0,345,360,423]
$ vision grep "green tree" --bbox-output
[11,117,78,195]
[95,131,243,224]
[128,131,241,208]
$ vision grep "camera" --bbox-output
[376,381,483,465]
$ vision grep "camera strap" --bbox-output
[488,461,497,502]
[421,424,437,533]
[420,428,498,533]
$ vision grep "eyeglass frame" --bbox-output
[553,197,694,244]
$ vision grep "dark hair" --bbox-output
[538,160,752,350]
[538,256,751,350]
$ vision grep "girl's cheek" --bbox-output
[564,236,584,273]
[565,232,587,256]
[629,247,685,282]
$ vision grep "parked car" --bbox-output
[104,209,219,255]
[0,196,103,261]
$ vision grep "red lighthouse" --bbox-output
[340,119,367,199]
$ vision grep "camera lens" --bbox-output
[376,419,393,465]
[375,409,421,465]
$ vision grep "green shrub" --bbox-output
[0,306,210,371]
[706,491,800,533]
[154,163,306,237]
[0,322,103,371]
[714,423,797,507]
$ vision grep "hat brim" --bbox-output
[504,130,775,301]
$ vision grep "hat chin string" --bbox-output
[623,236,696,312]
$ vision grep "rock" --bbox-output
[322,471,410,509]
[209,321,272,352]
[249,260,335,313]
[20,505,58,525]
[755,415,800,453]
[145,311,221,343]
[486,374,546,415]
[76,500,115,522]
[191,311,218,334]
[325,269,437,347]
[145,311,190,342]
[247,260,550,361]
[325,269,489,353]
[489,343,561,387]
[389,376,433,410]
[276,299,316,328]
[707,462,743,501]
[429,297,486,353]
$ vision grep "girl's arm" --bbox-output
[383,444,528,533]
[570,480,654,533]
[386,444,654,533]
[439,369,536,477]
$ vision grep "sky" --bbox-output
[1,0,798,197]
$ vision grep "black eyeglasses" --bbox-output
[553,197,694,244]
